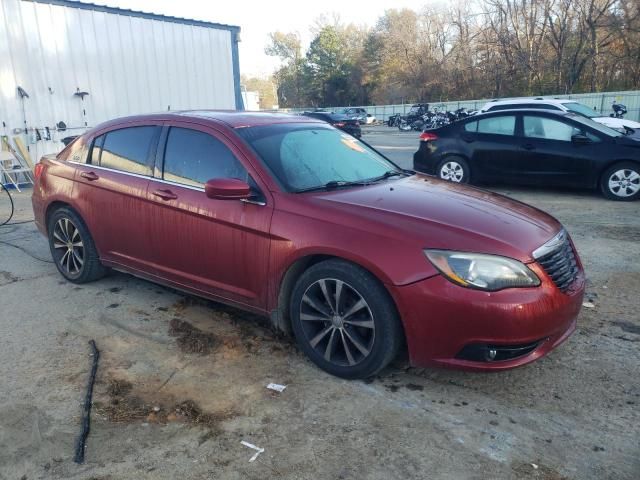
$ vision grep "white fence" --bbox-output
[283,90,640,122]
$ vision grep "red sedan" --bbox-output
[32,112,585,378]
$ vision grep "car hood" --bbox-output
[593,116,640,129]
[314,175,562,262]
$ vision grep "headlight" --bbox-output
[424,250,540,291]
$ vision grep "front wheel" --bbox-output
[436,157,470,184]
[600,163,640,201]
[290,260,403,379]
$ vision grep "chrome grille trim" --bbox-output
[533,229,568,260]
[533,229,579,293]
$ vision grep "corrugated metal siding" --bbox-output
[0,0,240,161]
[302,90,640,122]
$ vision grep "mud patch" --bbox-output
[589,224,640,242]
[405,383,423,391]
[168,318,217,354]
[170,295,297,356]
[612,321,640,335]
[95,377,238,430]
[511,461,569,479]
[95,378,147,422]
[0,270,21,286]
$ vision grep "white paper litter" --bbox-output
[241,440,265,462]
[531,463,539,470]
[582,301,595,308]
[266,383,287,392]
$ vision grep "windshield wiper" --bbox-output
[364,170,411,183]
[294,170,411,194]
[294,180,370,193]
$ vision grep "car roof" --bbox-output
[482,98,577,108]
[467,109,577,120]
[92,110,325,131]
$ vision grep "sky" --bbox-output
[90,0,425,77]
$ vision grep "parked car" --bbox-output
[341,107,367,122]
[480,98,640,134]
[340,108,377,125]
[33,111,584,379]
[414,109,640,201]
[301,111,361,138]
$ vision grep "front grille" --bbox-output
[533,230,579,293]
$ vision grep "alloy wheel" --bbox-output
[440,161,464,182]
[299,278,375,367]
[608,169,640,198]
[52,218,84,275]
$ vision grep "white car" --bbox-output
[480,98,640,133]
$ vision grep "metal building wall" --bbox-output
[0,0,242,161]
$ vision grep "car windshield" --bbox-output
[569,114,624,137]
[561,102,598,118]
[237,124,401,192]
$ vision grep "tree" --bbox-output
[241,75,278,110]
[264,0,640,108]
[265,32,306,107]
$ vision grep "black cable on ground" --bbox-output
[1,182,14,226]
[74,340,100,464]
[0,182,36,227]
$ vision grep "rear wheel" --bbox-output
[47,207,107,283]
[600,162,640,201]
[436,157,470,184]
[290,260,403,379]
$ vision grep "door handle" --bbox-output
[152,189,178,201]
[461,135,474,143]
[522,143,535,150]
[80,171,99,181]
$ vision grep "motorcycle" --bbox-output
[387,114,401,127]
[610,102,627,119]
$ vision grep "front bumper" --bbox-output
[388,262,584,371]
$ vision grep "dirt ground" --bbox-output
[1,131,639,479]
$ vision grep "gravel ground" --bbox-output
[0,131,638,479]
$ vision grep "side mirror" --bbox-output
[205,178,251,200]
[571,133,591,145]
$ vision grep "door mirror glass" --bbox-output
[205,178,251,200]
[571,133,592,145]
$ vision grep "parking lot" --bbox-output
[1,126,639,480]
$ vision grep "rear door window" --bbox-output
[162,127,248,188]
[64,138,88,163]
[99,126,159,175]
[465,115,516,136]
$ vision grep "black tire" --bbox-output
[600,162,640,201]
[436,156,470,184]
[290,259,403,379]
[47,206,107,283]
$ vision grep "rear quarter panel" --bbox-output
[32,154,80,235]
[415,125,470,174]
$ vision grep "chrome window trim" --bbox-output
[153,177,205,192]
[533,229,567,260]
[68,161,152,180]
[68,161,266,205]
